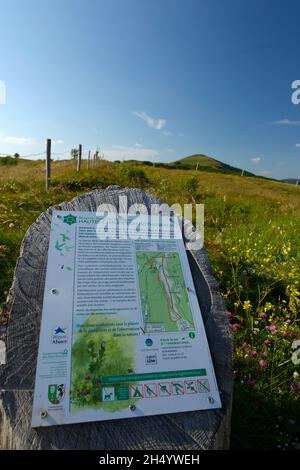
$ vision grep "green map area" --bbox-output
[136,251,195,333]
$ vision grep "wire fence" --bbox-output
[0,143,251,194]
[0,140,105,191]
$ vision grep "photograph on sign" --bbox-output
[31,211,221,427]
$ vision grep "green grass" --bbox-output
[0,157,299,448]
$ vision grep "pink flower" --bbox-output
[226,311,231,319]
[291,382,300,392]
[259,312,267,318]
[259,359,267,367]
[266,325,277,334]
[264,339,271,346]
[242,342,250,349]
[263,351,269,357]
[230,323,240,331]
[250,350,258,357]
[286,319,292,324]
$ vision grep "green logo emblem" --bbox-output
[48,384,65,404]
[189,332,196,339]
[63,214,77,226]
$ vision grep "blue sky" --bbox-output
[0,0,300,178]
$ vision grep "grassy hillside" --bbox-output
[115,153,255,176]
[282,178,300,186]
[175,154,255,176]
[0,157,299,449]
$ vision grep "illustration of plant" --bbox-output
[70,314,136,411]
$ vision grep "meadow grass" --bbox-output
[0,158,299,448]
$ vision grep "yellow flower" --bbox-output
[243,300,252,310]
[264,302,273,311]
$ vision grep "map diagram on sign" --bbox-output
[136,251,195,333]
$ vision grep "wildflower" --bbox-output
[291,382,300,392]
[242,342,250,350]
[250,350,258,357]
[266,325,277,334]
[265,302,273,311]
[243,300,251,310]
[263,351,269,357]
[293,372,299,380]
[245,380,256,387]
[264,339,271,346]
[286,319,292,324]
[259,312,267,319]
[226,311,231,319]
[259,359,268,367]
[287,419,296,427]
[230,323,240,331]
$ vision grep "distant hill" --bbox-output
[174,154,254,176]
[281,179,300,186]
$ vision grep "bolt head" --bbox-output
[40,410,48,419]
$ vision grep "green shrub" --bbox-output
[0,156,18,166]
[52,176,113,191]
[117,165,149,188]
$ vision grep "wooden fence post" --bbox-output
[87,150,91,169]
[46,138,51,191]
[77,144,82,172]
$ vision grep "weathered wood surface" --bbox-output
[0,186,233,450]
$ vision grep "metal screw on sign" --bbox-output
[40,410,48,419]
[51,288,59,295]
[129,404,136,412]
[208,396,215,404]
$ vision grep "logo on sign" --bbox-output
[172,381,184,395]
[144,383,158,398]
[130,384,144,399]
[48,384,65,404]
[102,387,115,402]
[51,326,68,345]
[63,214,77,226]
[158,382,172,397]
[197,379,210,393]
[145,354,157,365]
[184,380,198,394]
